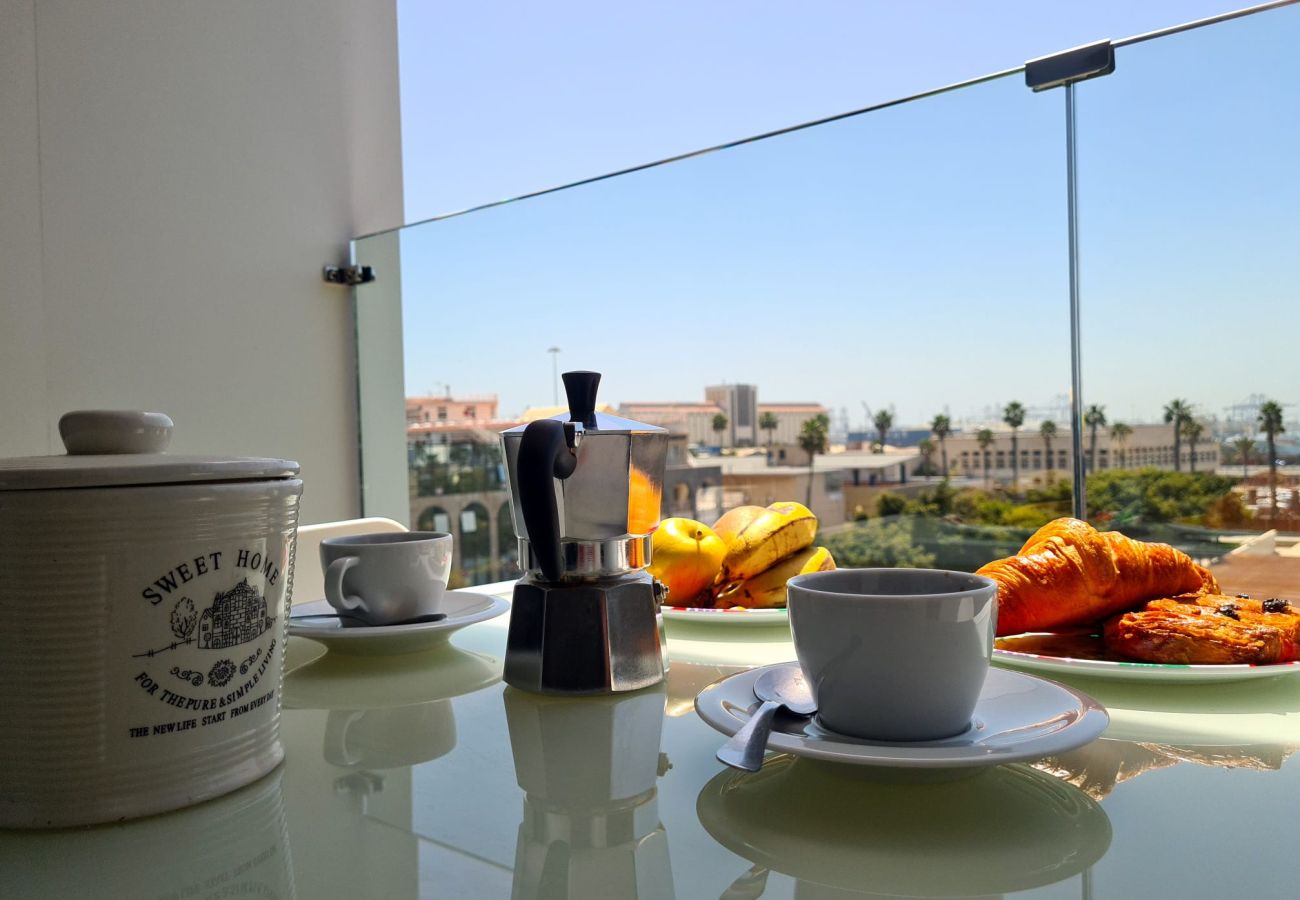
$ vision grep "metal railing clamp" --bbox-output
[323,265,377,286]
[1025,41,1115,92]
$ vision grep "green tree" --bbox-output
[873,409,893,453]
[1087,469,1237,524]
[822,519,936,569]
[976,428,995,488]
[918,437,936,479]
[1110,422,1133,469]
[1233,435,1256,480]
[1259,400,1285,522]
[930,414,952,480]
[759,410,779,449]
[1040,420,1058,483]
[1084,405,1107,473]
[1180,419,1205,473]
[1163,398,1193,472]
[1002,401,1026,493]
[711,412,728,448]
[798,413,830,508]
[877,492,908,518]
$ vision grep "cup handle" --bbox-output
[324,557,364,613]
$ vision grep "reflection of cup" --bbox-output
[320,531,452,624]
[788,568,997,741]
[699,757,1110,898]
[323,701,456,769]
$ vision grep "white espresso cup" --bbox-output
[320,532,453,625]
[787,568,998,741]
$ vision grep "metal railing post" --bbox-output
[1066,83,1087,518]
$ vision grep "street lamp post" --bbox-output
[547,346,561,405]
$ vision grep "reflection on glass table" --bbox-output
[283,642,500,798]
[698,755,1111,898]
[0,769,293,899]
[1034,737,1298,802]
[505,684,674,899]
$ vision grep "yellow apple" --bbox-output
[648,517,727,606]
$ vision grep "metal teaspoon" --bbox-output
[716,666,816,772]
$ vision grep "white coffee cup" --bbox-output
[787,568,998,741]
[320,532,453,625]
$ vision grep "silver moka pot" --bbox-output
[500,371,669,694]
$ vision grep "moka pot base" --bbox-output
[505,572,666,695]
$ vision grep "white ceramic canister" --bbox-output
[0,411,302,828]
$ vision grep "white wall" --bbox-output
[0,0,403,524]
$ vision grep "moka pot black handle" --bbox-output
[517,418,579,583]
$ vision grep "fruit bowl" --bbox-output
[651,502,833,619]
[661,605,790,627]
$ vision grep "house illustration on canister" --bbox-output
[197,579,274,649]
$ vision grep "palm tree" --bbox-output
[1109,422,1133,469]
[1084,405,1107,473]
[918,437,935,480]
[711,412,728,449]
[1233,435,1256,480]
[976,428,995,488]
[1163,399,1193,472]
[1259,400,1285,522]
[1180,419,1204,473]
[759,411,779,449]
[873,409,893,453]
[1040,420,1058,483]
[1002,401,1026,493]
[798,414,830,508]
[931,414,952,480]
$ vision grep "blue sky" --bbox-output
[388,2,1298,431]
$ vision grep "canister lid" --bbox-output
[0,411,301,490]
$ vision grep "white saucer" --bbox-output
[288,591,508,656]
[695,662,1109,769]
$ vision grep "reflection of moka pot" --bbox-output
[500,371,669,694]
[504,685,674,900]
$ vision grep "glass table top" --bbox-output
[4,590,1299,899]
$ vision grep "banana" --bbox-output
[712,505,767,544]
[716,501,818,584]
[714,546,836,609]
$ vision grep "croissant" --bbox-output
[977,518,1219,636]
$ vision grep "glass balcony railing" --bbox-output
[353,1,1299,595]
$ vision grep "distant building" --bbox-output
[754,404,829,446]
[620,387,827,449]
[941,422,1220,486]
[406,394,498,426]
[408,413,521,587]
[705,384,759,446]
[617,401,726,445]
[846,428,932,450]
[711,450,920,525]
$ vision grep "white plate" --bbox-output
[661,605,789,627]
[993,644,1300,684]
[695,662,1109,769]
[288,591,508,656]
